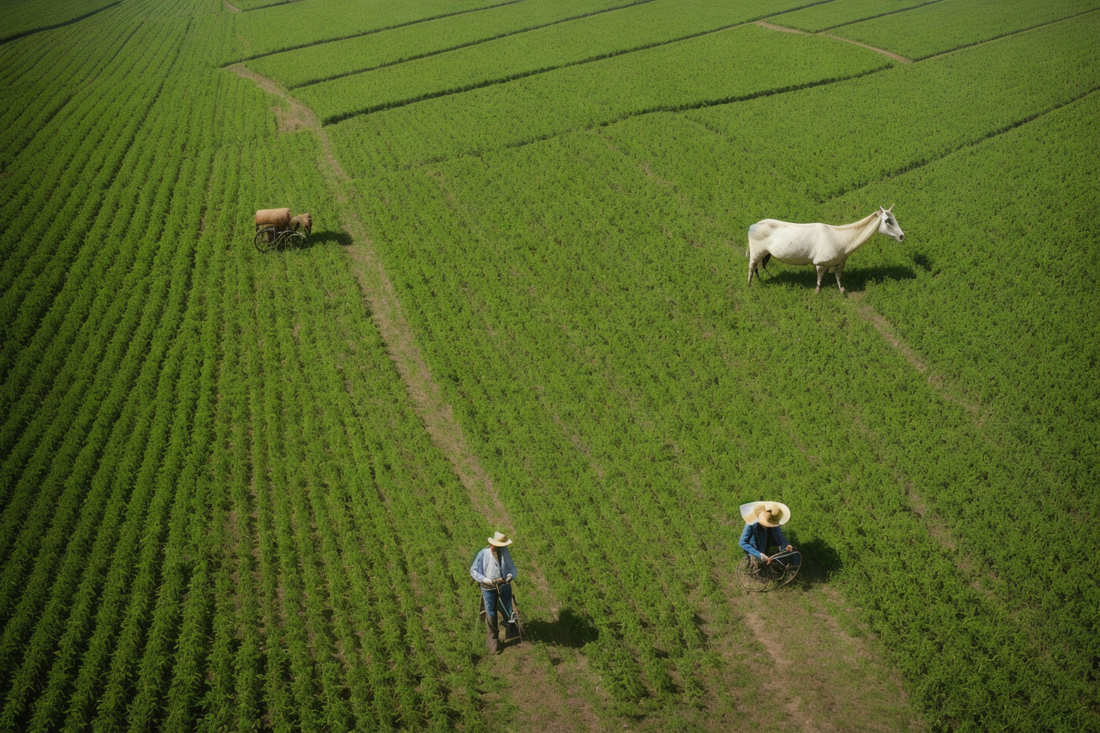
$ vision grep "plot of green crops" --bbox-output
[356,120,1097,729]
[228,0,515,61]
[593,11,1100,224]
[301,0,814,123]
[326,24,889,175]
[835,0,1100,60]
[769,0,937,33]
[250,0,649,89]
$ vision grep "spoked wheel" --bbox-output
[772,551,803,589]
[735,555,771,592]
[274,230,306,250]
[254,227,276,253]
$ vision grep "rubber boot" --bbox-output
[485,613,500,655]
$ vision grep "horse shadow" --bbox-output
[762,263,917,293]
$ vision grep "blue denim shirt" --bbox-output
[738,522,790,560]
[470,547,518,587]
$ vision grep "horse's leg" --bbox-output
[815,265,827,293]
[834,261,846,294]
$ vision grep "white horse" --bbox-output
[747,206,905,293]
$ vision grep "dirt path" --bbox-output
[847,294,979,416]
[223,0,241,12]
[729,580,923,733]
[228,62,611,729]
[755,21,913,64]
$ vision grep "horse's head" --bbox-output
[878,205,905,242]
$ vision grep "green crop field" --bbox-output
[1,0,1097,731]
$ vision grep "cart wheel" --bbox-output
[254,227,275,253]
[274,230,306,250]
[735,555,771,592]
[774,552,803,589]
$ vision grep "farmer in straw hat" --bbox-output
[470,531,520,654]
[738,501,794,566]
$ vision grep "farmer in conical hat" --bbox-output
[738,501,793,566]
[470,532,520,654]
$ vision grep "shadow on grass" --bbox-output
[789,537,843,589]
[297,229,353,250]
[520,608,599,649]
[760,263,917,292]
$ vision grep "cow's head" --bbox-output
[878,205,904,242]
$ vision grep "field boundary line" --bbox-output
[755,20,911,63]
[289,0,663,89]
[914,6,1100,63]
[225,0,528,61]
[319,19,776,125]
[821,33,911,63]
[0,1,122,46]
[223,0,241,13]
[394,64,890,171]
[816,0,947,33]
[818,85,1100,204]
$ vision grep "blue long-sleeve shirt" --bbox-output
[738,522,790,560]
[470,547,518,587]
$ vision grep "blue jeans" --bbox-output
[482,583,514,621]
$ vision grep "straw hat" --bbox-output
[739,501,791,528]
[488,531,513,547]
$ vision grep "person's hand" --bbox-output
[786,545,793,552]
[761,554,771,563]
[506,574,513,582]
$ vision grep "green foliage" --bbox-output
[326,23,888,171]
[227,0,515,61]
[249,0,649,89]
[2,0,1098,730]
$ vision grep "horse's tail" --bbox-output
[746,223,757,257]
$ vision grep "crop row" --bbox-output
[250,0,648,89]
[832,0,1100,61]
[296,0,813,122]
[326,23,888,174]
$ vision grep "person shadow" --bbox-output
[781,536,843,590]
[517,608,599,649]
